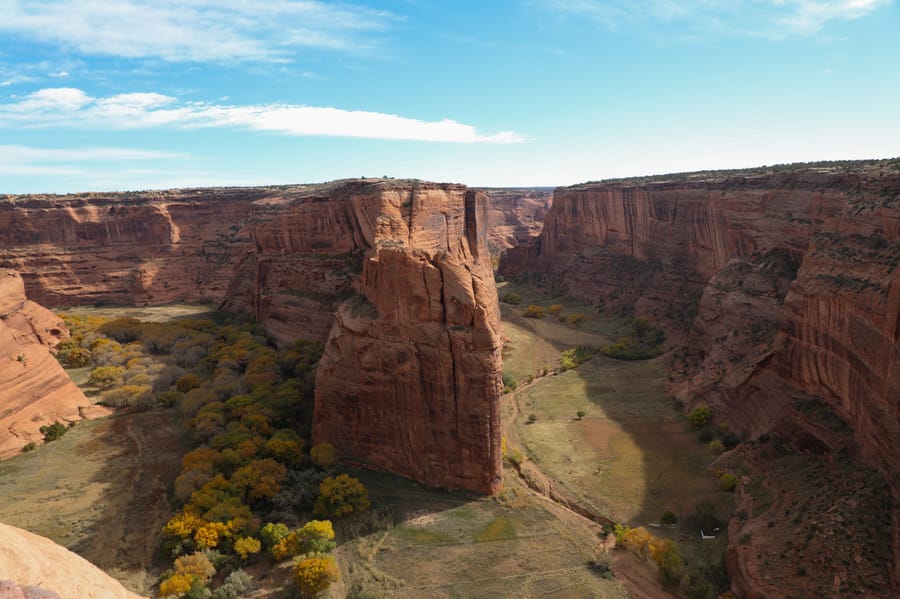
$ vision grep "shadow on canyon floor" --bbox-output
[498,282,732,590]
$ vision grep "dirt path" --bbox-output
[0,410,187,595]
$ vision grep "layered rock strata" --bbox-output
[225,180,504,494]
[501,163,900,593]
[0,188,282,307]
[0,270,90,457]
[481,188,552,254]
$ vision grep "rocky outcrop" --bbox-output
[0,522,144,599]
[224,180,503,494]
[0,270,91,457]
[481,188,552,255]
[501,162,900,594]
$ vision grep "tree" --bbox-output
[293,555,340,598]
[687,406,712,428]
[660,510,678,526]
[233,536,261,560]
[523,305,546,318]
[309,443,338,469]
[313,474,370,518]
[88,365,124,390]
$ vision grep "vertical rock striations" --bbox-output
[225,180,503,494]
[501,163,900,593]
[0,189,275,307]
[0,270,90,457]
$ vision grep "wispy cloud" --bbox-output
[0,144,184,176]
[0,0,398,63]
[539,0,892,38]
[0,88,524,143]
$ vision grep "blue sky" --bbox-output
[1,0,898,193]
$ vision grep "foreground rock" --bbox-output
[0,270,92,457]
[225,180,504,494]
[501,161,900,595]
[0,523,144,599]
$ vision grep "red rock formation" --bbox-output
[0,270,92,457]
[0,188,276,307]
[0,522,144,598]
[501,163,900,594]
[226,180,503,493]
[481,188,552,254]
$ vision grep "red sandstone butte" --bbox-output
[224,180,504,494]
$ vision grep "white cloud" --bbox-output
[0,88,525,143]
[540,0,892,37]
[0,144,185,177]
[0,0,397,63]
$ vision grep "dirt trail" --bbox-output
[0,410,187,595]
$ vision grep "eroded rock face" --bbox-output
[0,523,144,599]
[0,188,279,307]
[501,164,900,594]
[0,270,91,457]
[482,188,552,255]
[225,180,503,493]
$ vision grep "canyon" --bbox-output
[0,164,897,597]
[0,181,526,494]
[501,161,900,597]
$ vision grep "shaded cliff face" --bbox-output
[501,164,900,593]
[0,270,91,457]
[481,188,552,255]
[225,180,503,494]
[0,188,284,307]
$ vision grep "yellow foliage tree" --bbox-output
[173,551,216,583]
[233,536,262,560]
[163,512,205,541]
[159,572,194,597]
[293,555,340,599]
[313,474,369,518]
[194,521,230,549]
[309,443,338,469]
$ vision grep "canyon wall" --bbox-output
[0,270,92,457]
[225,180,504,494]
[501,164,900,593]
[0,180,506,494]
[0,188,283,307]
[481,188,552,254]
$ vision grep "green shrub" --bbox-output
[21,441,36,453]
[687,406,713,428]
[500,292,521,305]
[523,305,545,318]
[40,421,68,442]
[560,345,595,370]
[576,409,587,420]
[660,510,677,526]
[719,473,738,492]
[708,439,725,454]
[527,414,537,424]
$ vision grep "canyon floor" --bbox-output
[333,283,732,598]
[0,293,731,598]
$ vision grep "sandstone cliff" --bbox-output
[0,522,144,599]
[501,161,900,594]
[0,270,91,457]
[481,188,552,255]
[224,180,504,494]
[0,188,280,307]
